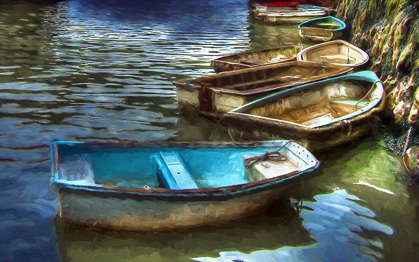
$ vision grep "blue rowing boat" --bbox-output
[50,140,319,232]
[298,16,346,42]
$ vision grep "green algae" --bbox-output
[336,0,419,128]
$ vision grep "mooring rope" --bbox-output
[244,141,290,168]
[403,125,415,156]
[354,80,382,108]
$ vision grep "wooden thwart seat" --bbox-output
[155,151,198,190]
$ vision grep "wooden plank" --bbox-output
[156,151,198,190]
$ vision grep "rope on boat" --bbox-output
[403,125,415,156]
[340,119,353,137]
[354,80,382,108]
[244,141,291,168]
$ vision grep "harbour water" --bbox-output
[0,0,418,261]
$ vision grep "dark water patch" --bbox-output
[195,190,393,262]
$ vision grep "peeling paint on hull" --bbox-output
[58,186,289,232]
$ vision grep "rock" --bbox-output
[403,145,419,176]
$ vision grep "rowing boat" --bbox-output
[174,61,352,119]
[253,5,329,25]
[50,139,319,232]
[222,71,385,151]
[210,45,303,72]
[298,16,346,42]
[296,40,369,67]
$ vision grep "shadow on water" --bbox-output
[194,189,394,262]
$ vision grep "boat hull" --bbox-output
[253,11,327,25]
[225,115,374,152]
[174,61,352,119]
[298,28,342,42]
[58,184,291,232]
[176,86,258,118]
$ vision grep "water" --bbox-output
[0,0,418,261]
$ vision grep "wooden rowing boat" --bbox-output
[298,16,346,42]
[253,5,329,25]
[174,61,352,119]
[252,2,300,12]
[210,45,303,72]
[222,71,385,152]
[297,40,369,67]
[50,139,319,232]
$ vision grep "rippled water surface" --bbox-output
[1,1,418,261]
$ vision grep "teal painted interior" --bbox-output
[155,151,199,190]
[298,16,346,31]
[57,143,281,189]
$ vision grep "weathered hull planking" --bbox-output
[58,185,290,232]
[253,10,327,25]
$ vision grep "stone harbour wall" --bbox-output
[335,0,418,125]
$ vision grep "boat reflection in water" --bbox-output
[194,189,394,262]
[53,195,314,261]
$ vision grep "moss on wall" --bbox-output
[335,0,419,125]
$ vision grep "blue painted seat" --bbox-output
[155,151,198,190]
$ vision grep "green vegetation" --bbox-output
[336,0,418,136]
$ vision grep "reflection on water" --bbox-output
[0,0,418,262]
[195,189,393,262]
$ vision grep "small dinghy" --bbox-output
[222,71,385,151]
[298,16,346,42]
[252,1,300,12]
[253,5,329,25]
[211,45,303,72]
[50,139,319,232]
[297,40,369,67]
[174,61,352,119]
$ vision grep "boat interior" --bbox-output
[54,144,314,190]
[246,80,380,127]
[302,44,365,65]
[193,63,341,92]
[299,27,333,38]
[217,46,302,65]
[301,17,342,29]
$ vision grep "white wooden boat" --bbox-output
[253,5,329,25]
[222,71,385,152]
[297,40,369,67]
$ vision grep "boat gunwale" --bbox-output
[50,140,320,200]
[254,10,327,17]
[221,71,385,131]
[296,40,369,67]
[173,61,353,96]
[297,16,346,32]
